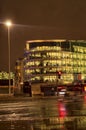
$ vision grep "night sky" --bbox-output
[0,0,86,72]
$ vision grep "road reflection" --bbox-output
[0,96,86,130]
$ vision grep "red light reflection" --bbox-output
[58,102,67,118]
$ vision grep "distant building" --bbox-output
[0,71,14,94]
[15,58,24,89]
[22,40,86,96]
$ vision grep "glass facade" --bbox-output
[24,40,86,85]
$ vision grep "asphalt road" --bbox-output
[0,95,86,130]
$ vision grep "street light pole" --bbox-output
[8,26,11,95]
[5,20,12,95]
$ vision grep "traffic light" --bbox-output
[57,71,62,79]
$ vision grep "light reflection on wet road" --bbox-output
[0,96,86,130]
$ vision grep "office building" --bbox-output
[23,40,86,95]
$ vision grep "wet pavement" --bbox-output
[0,95,86,130]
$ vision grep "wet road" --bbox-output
[0,96,86,130]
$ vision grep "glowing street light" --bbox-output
[5,20,12,95]
[5,20,12,27]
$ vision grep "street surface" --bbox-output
[0,95,86,130]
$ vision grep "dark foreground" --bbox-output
[0,95,86,130]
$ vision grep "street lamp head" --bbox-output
[5,20,12,27]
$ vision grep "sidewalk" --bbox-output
[0,94,59,102]
[0,93,84,102]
